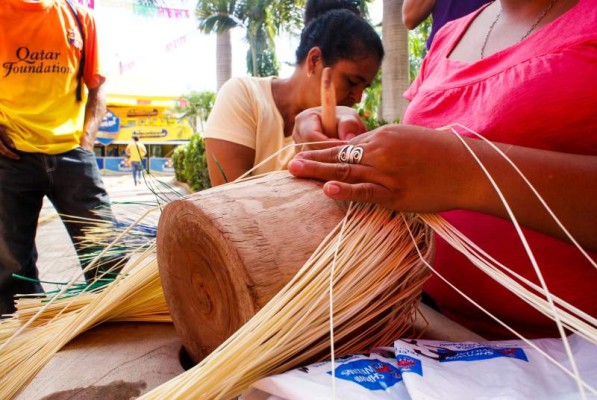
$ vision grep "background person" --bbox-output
[125,135,147,185]
[289,0,597,340]
[203,0,383,186]
[0,0,114,315]
[402,0,491,49]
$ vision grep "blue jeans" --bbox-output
[0,148,114,314]
[132,161,143,184]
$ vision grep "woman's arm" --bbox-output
[203,78,259,186]
[289,124,597,251]
[402,0,435,30]
[205,138,255,186]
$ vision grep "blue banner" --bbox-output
[98,110,121,145]
[149,157,175,174]
[96,157,175,175]
[103,157,147,174]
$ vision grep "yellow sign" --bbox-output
[119,125,192,142]
[98,97,193,144]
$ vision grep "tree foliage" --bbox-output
[196,0,305,77]
[359,12,431,128]
[173,91,216,133]
[171,90,216,192]
[172,134,211,192]
[246,28,279,76]
[356,70,387,130]
[408,16,431,82]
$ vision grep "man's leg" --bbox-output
[135,162,142,184]
[0,153,46,315]
[46,148,117,282]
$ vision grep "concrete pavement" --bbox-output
[15,174,190,399]
[36,173,189,292]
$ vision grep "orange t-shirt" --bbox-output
[0,0,105,154]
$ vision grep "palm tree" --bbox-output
[196,0,240,90]
[196,0,304,88]
[381,0,409,122]
[174,91,217,133]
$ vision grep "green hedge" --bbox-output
[172,134,211,192]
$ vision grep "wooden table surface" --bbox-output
[16,322,184,400]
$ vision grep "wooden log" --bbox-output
[156,172,348,364]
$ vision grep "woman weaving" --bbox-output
[203,0,383,186]
[289,0,597,340]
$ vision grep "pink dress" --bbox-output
[403,0,597,339]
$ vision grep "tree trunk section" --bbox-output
[216,30,232,90]
[156,172,348,364]
[382,0,410,122]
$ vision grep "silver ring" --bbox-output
[337,145,364,164]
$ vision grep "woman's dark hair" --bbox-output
[296,0,383,66]
[304,0,361,23]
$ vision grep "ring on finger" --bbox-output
[337,144,364,164]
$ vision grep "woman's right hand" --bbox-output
[0,124,19,160]
[292,106,368,151]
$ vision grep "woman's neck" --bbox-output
[448,0,578,63]
[271,70,318,137]
[497,0,577,21]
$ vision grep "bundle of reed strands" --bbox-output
[0,183,181,398]
[0,200,430,399]
[140,202,432,399]
[0,204,162,346]
[6,132,591,397]
[0,246,170,399]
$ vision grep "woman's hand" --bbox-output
[289,123,597,250]
[292,106,368,151]
[0,124,19,160]
[289,124,483,213]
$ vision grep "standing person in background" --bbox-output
[402,0,491,49]
[203,0,383,186]
[0,0,114,315]
[126,135,147,186]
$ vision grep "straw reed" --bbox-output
[140,202,432,399]
[1,130,594,398]
[0,246,169,399]
[0,196,432,399]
